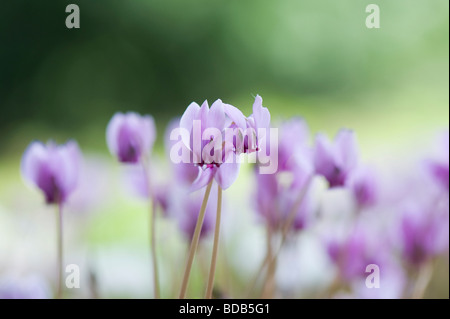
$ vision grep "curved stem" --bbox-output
[179,180,213,299]
[205,185,222,299]
[56,202,63,299]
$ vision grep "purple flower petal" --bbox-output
[180,102,200,134]
[223,103,246,129]
[190,167,215,192]
[252,94,271,132]
[215,159,240,190]
[106,112,156,163]
[21,140,82,204]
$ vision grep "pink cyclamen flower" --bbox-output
[254,119,315,231]
[106,112,156,163]
[21,140,81,204]
[179,99,246,191]
[326,223,392,282]
[255,171,315,232]
[225,95,271,154]
[345,165,378,208]
[399,201,449,267]
[314,129,359,188]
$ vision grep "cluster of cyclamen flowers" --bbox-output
[19,94,449,299]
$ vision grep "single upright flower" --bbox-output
[345,165,378,209]
[21,140,81,204]
[21,140,82,299]
[314,129,359,188]
[177,98,252,299]
[106,112,156,163]
[106,111,160,298]
[179,99,245,191]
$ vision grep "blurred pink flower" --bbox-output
[21,140,82,204]
[179,99,244,191]
[314,129,359,188]
[106,112,156,164]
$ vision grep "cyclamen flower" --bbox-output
[398,201,449,267]
[226,95,271,154]
[21,140,82,204]
[255,171,315,232]
[326,223,390,282]
[106,112,156,163]
[254,119,315,232]
[345,165,378,208]
[314,129,359,188]
[179,99,245,191]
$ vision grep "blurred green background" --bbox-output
[0,0,448,298]
[1,0,448,156]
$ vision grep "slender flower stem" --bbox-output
[149,197,160,298]
[280,175,313,239]
[56,202,63,299]
[412,261,433,299]
[250,176,313,298]
[179,180,214,299]
[261,220,275,298]
[246,253,270,298]
[142,160,160,299]
[205,185,222,299]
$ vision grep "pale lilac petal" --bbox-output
[313,133,335,179]
[207,99,226,130]
[180,102,200,133]
[199,100,210,131]
[106,113,125,155]
[345,165,378,208]
[335,129,358,172]
[252,95,271,131]
[21,141,47,186]
[190,167,215,192]
[223,103,246,129]
[215,160,240,190]
[56,141,81,197]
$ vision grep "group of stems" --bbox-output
[53,164,221,300]
[179,180,223,299]
[248,176,313,298]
